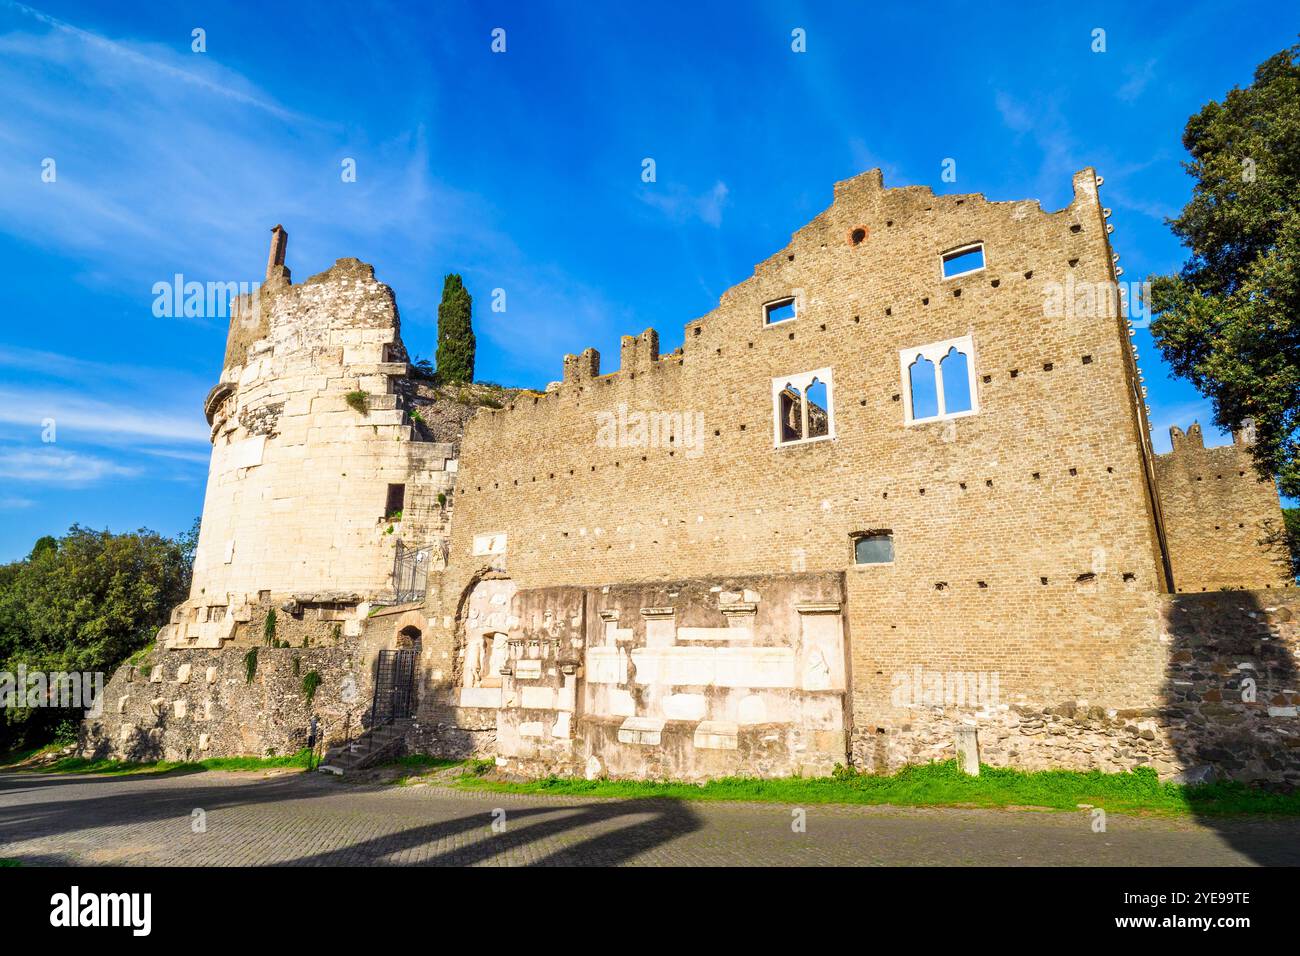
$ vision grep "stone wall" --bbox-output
[448,574,849,781]
[1154,423,1291,593]
[866,590,1300,785]
[164,246,457,650]
[81,645,374,763]
[429,166,1177,776]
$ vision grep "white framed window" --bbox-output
[763,296,797,326]
[899,336,978,425]
[940,243,985,280]
[772,367,834,446]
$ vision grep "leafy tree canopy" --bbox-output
[0,524,193,750]
[1150,42,1300,497]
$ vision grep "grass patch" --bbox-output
[451,760,1300,817]
[27,748,314,777]
[344,390,370,414]
[0,859,21,867]
[381,754,473,787]
[0,743,62,768]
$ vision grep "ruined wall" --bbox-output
[164,247,456,650]
[80,646,373,763]
[434,167,1174,776]
[449,575,848,781]
[1154,423,1290,593]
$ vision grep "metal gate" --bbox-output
[393,541,434,604]
[370,649,416,724]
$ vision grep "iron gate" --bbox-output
[370,649,416,724]
[393,541,434,604]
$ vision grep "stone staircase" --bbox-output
[317,719,411,775]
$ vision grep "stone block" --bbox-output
[459,687,502,709]
[518,721,545,738]
[645,617,676,648]
[737,694,767,724]
[662,693,707,721]
[694,720,739,750]
[521,686,556,710]
[677,626,746,643]
[585,647,627,684]
[714,647,796,688]
[618,716,665,745]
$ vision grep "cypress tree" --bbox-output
[435,273,476,383]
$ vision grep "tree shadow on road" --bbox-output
[1162,589,1300,865]
[0,769,703,867]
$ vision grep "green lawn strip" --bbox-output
[0,859,21,867]
[24,748,315,777]
[0,744,63,768]
[384,754,473,786]
[451,761,1300,817]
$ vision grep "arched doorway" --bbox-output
[397,624,422,655]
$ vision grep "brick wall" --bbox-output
[432,166,1176,773]
[1154,423,1291,593]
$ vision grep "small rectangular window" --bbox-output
[385,483,406,518]
[853,532,894,565]
[772,368,834,446]
[941,244,985,279]
[764,297,797,325]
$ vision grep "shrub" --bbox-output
[345,390,369,415]
[263,609,277,646]
[302,671,321,704]
[243,648,258,683]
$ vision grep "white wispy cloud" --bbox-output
[1117,58,1158,103]
[1,1,310,122]
[0,387,208,444]
[639,181,730,227]
[0,447,141,484]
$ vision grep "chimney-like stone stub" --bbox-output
[619,329,660,373]
[266,224,290,282]
[562,348,601,384]
[1169,422,1205,452]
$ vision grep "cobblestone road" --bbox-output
[2,769,1297,866]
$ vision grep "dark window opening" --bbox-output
[853,532,894,565]
[385,483,406,519]
[778,384,803,443]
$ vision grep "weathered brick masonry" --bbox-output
[1154,422,1291,593]
[82,169,1295,783]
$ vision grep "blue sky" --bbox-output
[0,0,1295,560]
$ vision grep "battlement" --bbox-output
[1165,419,1258,457]
[1154,420,1288,592]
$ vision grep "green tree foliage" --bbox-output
[1150,43,1300,497]
[435,273,475,383]
[0,525,193,750]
